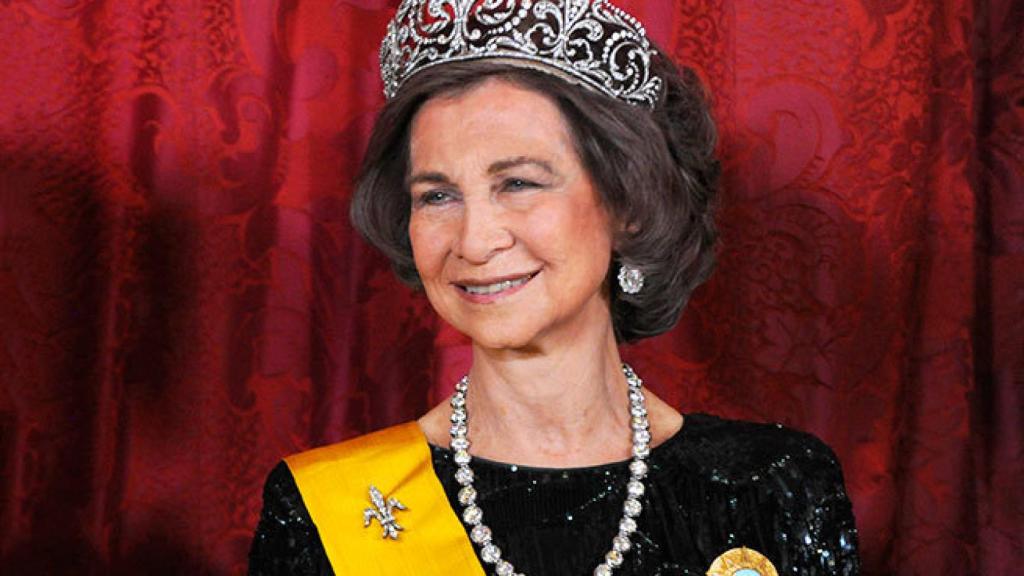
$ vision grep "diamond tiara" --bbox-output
[379,0,664,108]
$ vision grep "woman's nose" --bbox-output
[453,198,514,264]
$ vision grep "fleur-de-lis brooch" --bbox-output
[362,485,408,540]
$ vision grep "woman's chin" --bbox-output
[464,325,541,353]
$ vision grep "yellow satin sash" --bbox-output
[286,422,486,576]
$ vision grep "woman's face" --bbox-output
[407,78,615,351]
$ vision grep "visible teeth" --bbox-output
[464,275,531,295]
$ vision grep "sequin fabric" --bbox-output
[248,413,859,575]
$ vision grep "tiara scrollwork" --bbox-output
[379,0,663,108]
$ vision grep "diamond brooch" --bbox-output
[362,485,408,540]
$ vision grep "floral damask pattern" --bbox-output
[0,0,1020,574]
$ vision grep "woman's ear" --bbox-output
[610,224,635,258]
[613,216,641,240]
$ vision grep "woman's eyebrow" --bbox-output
[405,171,450,189]
[406,156,558,189]
[487,156,557,176]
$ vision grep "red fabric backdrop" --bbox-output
[0,0,1021,574]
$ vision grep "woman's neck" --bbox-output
[418,303,684,467]
[463,320,631,467]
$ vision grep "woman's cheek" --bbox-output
[410,217,445,269]
[409,220,438,278]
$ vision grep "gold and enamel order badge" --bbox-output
[706,547,779,576]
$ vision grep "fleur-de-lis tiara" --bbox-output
[379,0,664,109]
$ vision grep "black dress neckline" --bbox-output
[427,412,692,473]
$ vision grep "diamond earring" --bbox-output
[618,264,645,294]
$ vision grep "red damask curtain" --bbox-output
[0,0,1020,574]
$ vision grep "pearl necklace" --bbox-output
[448,364,651,576]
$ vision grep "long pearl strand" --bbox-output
[448,364,651,576]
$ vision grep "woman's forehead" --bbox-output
[409,79,577,169]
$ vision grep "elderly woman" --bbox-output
[250,1,859,575]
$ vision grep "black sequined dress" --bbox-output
[249,413,859,575]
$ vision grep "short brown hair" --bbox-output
[351,49,719,343]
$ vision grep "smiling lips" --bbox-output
[455,271,539,300]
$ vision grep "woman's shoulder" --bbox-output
[648,414,860,572]
[663,412,846,486]
[285,421,424,472]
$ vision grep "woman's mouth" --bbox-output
[463,275,532,295]
[455,271,540,302]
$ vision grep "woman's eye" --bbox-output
[504,178,538,191]
[419,190,453,206]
